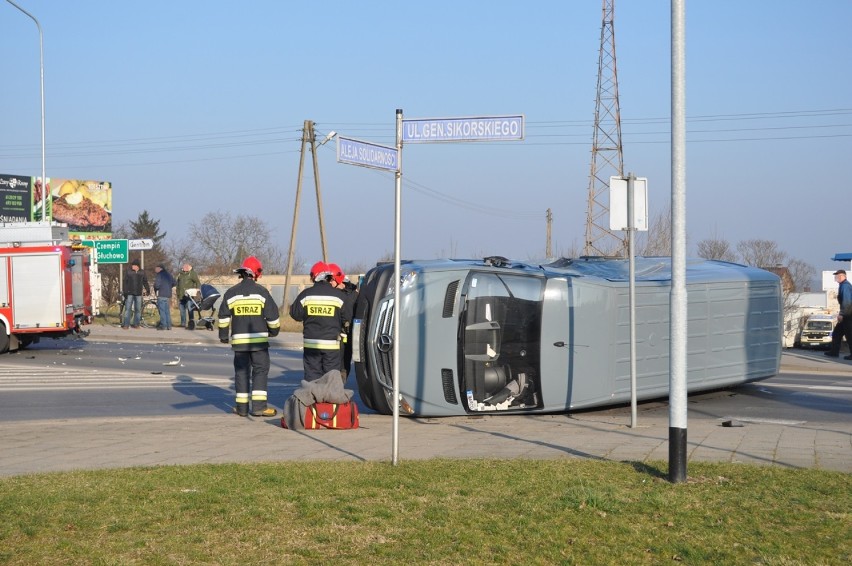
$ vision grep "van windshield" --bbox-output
[807,321,833,331]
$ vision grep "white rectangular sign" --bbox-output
[402,115,525,143]
[609,177,648,231]
[128,238,154,250]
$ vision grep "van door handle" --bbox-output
[553,341,567,348]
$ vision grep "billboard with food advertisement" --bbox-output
[31,177,51,221]
[50,178,112,238]
[0,174,33,222]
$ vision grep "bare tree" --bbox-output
[164,238,200,271]
[186,211,286,276]
[736,239,788,269]
[696,237,738,263]
[786,257,816,293]
[637,205,672,256]
[552,238,583,259]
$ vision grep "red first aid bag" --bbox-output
[281,397,359,430]
[306,402,359,429]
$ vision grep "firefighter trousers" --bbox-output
[233,349,271,412]
[303,348,343,382]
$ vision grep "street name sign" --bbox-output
[402,115,525,143]
[337,136,399,171]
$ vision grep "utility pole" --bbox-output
[545,208,553,258]
[283,120,329,309]
[584,0,627,257]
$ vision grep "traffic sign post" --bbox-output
[609,174,649,430]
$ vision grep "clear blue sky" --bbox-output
[2,1,850,280]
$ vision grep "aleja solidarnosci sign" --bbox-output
[402,115,524,143]
[337,137,399,172]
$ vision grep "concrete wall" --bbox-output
[204,274,313,311]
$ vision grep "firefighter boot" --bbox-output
[251,406,277,417]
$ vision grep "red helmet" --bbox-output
[310,261,329,281]
[328,263,345,285]
[235,256,263,278]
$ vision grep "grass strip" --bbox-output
[1,459,849,565]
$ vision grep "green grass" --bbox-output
[1,459,849,564]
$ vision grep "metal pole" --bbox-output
[308,121,329,262]
[545,208,552,258]
[627,173,637,428]
[392,109,403,465]
[669,0,688,483]
[283,121,309,311]
[6,0,46,221]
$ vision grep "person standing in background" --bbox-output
[826,269,852,359]
[176,263,201,328]
[122,259,149,329]
[153,263,176,330]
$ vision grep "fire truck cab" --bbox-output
[0,223,92,354]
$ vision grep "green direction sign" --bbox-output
[82,239,128,264]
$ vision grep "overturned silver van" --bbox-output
[352,256,782,417]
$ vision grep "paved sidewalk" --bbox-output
[0,323,850,477]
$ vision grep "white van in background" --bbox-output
[797,313,836,349]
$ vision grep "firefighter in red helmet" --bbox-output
[310,261,328,281]
[218,256,281,417]
[290,260,352,381]
[327,263,359,379]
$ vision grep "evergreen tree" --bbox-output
[127,210,169,274]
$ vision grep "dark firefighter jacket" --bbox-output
[289,280,352,350]
[217,277,280,351]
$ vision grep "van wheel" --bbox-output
[0,324,9,355]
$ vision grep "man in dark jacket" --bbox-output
[122,259,150,329]
[826,269,852,359]
[217,256,281,417]
[290,261,353,381]
[153,264,176,330]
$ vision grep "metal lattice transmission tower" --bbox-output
[584,0,627,257]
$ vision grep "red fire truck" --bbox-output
[0,223,93,354]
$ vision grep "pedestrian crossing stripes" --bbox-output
[0,364,232,391]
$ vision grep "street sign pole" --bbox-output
[627,173,637,428]
[392,109,403,466]
[610,175,647,429]
[331,116,402,465]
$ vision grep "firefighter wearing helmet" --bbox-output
[217,256,281,417]
[327,263,359,378]
[290,260,353,381]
